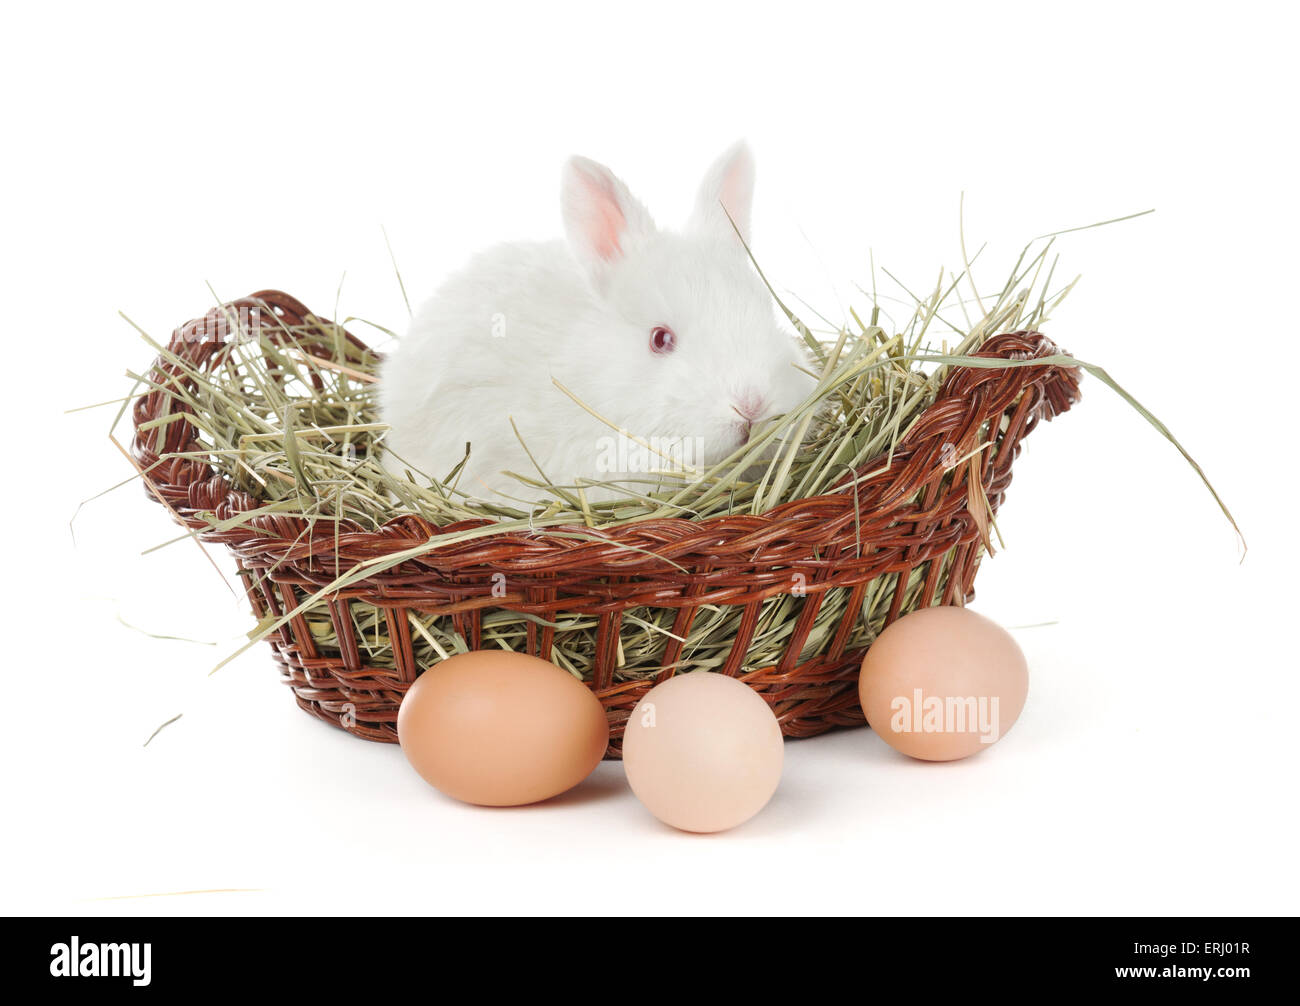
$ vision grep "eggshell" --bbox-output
[397,650,609,806]
[858,606,1028,761]
[622,672,783,833]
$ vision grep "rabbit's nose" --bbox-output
[733,390,766,421]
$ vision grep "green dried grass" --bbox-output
[105,215,1241,680]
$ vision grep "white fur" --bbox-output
[379,142,813,503]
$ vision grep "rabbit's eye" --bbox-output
[650,326,676,355]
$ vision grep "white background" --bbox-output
[2,1,1296,916]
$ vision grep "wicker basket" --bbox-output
[131,290,1081,756]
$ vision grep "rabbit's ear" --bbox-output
[562,156,655,289]
[689,140,755,247]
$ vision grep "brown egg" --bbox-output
[397,650,609,806]
[858,606,1028,761]
[623,672,784,833]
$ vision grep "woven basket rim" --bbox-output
[130,289,1082,573]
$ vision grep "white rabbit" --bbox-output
[379,142,813,503]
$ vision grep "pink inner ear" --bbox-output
[719,169,746,220]
[718,161,752,232]
[579,172,627,261]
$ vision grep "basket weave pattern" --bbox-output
[132,291,1080,756]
